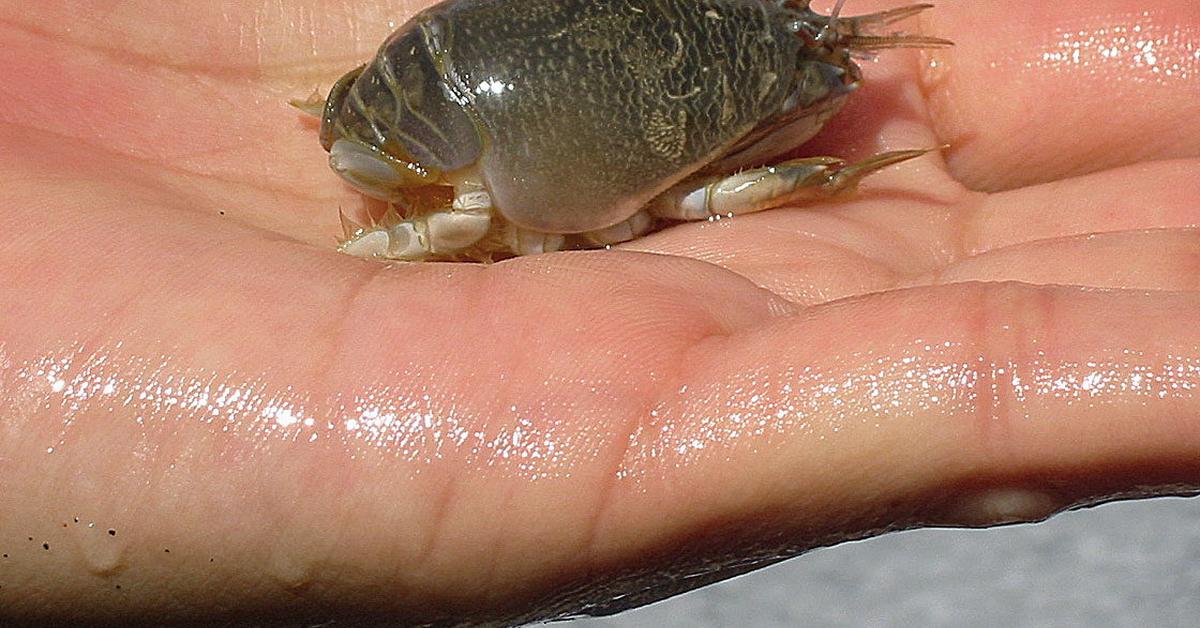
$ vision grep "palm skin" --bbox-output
[0,0,1198,624]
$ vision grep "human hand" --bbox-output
[1,0,1198,625]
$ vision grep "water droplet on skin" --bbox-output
[266,541,316,593]
[618,340,1200,485]
[2,341,596,483]
[70,522,128,576]
[1021,15,1197,85]
[942,488,1062,527]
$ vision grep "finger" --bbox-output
[918,229,1200,290]
[967,158,1200,253]
[584,283,1200,617]
[924,0,1200,191]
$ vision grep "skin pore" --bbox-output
[1,0,1198,624]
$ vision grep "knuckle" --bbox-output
[964,282,1060,451]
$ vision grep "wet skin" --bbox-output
[1,0,1199,624]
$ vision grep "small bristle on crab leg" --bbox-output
[815,0,847,44]
[288,90,326,118]
[338,208,364,240]
[380,203,404,226]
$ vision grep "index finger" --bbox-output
[923,0,1200,190]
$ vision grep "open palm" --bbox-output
[2,0,1198,624]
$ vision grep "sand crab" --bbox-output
[294,0,949,261]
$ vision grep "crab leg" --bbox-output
[504,228,567,256]
[338,183,493,260]
[648,149,931,221]
[573,209,656,247]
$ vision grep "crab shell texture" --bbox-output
[320,0,864,235]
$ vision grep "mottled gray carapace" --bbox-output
[324,0,829,233]
[308,0,949,260]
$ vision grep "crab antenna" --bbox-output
[816,0,849,44]
[851,3,937,28]
[843,34,953,50]
[833,3,954,51]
